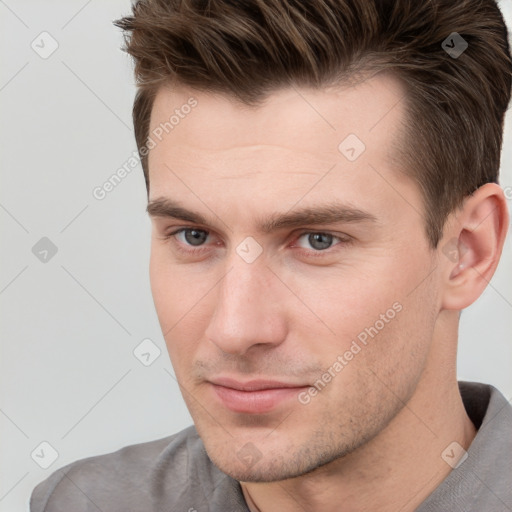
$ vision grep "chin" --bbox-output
[203,436,354,483]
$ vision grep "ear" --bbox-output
[440,183,510,311]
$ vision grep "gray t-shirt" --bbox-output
[30,381,512,511]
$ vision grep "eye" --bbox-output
[163,227,351,259]
[173,228,210,247]
[294,232,346,252]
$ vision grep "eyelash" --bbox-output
[161,227,352,258]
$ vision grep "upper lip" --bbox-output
[209,377,309,391]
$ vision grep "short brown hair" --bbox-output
[114,0,512,246]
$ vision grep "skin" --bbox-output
[147,74,509,512]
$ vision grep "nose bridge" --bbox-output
[205,256,286,355]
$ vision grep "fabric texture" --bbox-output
[30,381,512,512]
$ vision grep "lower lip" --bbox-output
[210,384,308,414]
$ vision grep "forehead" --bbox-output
[148,73,406,161]
[146,74,417,224]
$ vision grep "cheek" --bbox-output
[149,247,176,324]
[284,263,407,345]
[149,245,214,367]
[349,275,436,396]
[288,249,435,369]
[149,244,205,322]
[149,248,188,360]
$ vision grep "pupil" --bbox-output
[185,229,207,246]
[309,233,332,250]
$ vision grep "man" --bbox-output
[31,0,512,510]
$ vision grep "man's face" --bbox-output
[148,75,441,481]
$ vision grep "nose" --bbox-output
[204,258,288,356]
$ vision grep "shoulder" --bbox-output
[418,382,512,511]
[29,425,212,512]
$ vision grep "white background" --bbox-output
[1,1,511,510]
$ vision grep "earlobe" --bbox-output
[441,183,509,311]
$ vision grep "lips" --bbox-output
[208,377,309,414]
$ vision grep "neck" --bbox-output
[240,311,477,512]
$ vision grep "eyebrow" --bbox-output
[146,197,378,233]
